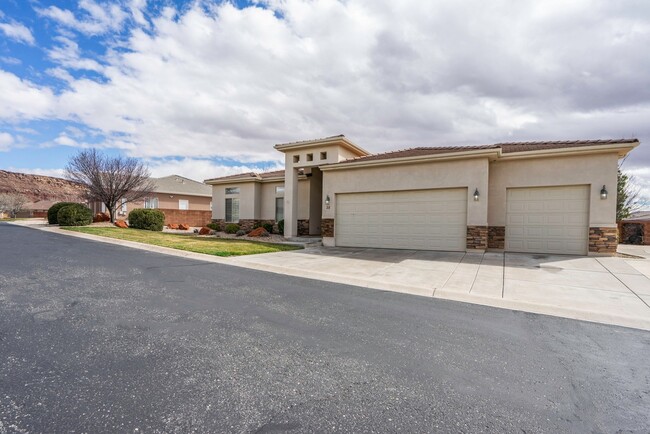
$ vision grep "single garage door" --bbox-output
[506,185,589,255]
[336,188,467,251]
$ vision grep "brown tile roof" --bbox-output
[204,172,258,182]
[275,134,345,147]
[336,138,638,164]
[205,169,286,183]
[259,170,285,179]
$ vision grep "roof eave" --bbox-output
[497,141,640,160]
[274,136,370,157]
[320,148,500,171]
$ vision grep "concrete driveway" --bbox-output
[230,247,650,330]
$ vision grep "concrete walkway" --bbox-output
[8,220,650,330]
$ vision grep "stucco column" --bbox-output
[284,167,299,238]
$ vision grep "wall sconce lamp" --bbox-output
[325,195,331,207]
[473,188,480,201]
[600,185,608,200]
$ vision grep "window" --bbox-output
[120,198,127,213]
[210,201,212,211]
[225,198,239,222]
[306,153,313,161]
[275,197,284,222]
[144,197,159,209]
[293,155,300,163]
[275,186,285,195]
[179,199,189,210]
[225,187,240,195]
[320,151,327,160]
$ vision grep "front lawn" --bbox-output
[62,227,302,256]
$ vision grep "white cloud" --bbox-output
[147,158,284,183]
[48,36,104,72]
[0,70,55,120]
[0,132,14,151]
[0,21,35,45]
[5,167,66,178]
[0,0,647,194]
[37,0,128,35]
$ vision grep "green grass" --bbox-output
[62,226,302,257]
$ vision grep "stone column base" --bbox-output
[466,225,488,250]
[488,226,505,249]
[321,218,334,237]
[297,219,310,236]
[589,227,617,254]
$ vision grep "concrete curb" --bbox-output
[9,221,650,331]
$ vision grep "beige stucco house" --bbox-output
[91,175,212,217]
[205,136,639,256]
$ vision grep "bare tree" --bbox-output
[65,149,155,223]
[0,193,28,218]
[617,159,642,222]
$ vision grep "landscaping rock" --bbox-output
[93,212,110,223]
[247,227,270,237]
[167,223,179,230]
[178,224,190,230]
[198,226,212,235]
[115,220,128,228]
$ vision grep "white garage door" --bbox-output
[336,189,467,251]
[506,185,589,255]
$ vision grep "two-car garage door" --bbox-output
[336,189,467,251]
[505,185,589,255]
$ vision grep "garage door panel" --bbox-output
[336,189,467,251]
[506,186,589,255]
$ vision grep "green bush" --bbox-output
[57,204,93,226]
[277,219,284,235]
[128,208,165,231]
[225,223,240,234]
[48,202,78,224]
[262,222,274,234]
[236,229,246,236]
[206,222,221,231]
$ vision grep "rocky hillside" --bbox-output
[0,170,87,202]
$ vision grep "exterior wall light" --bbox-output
[325,195,331,207]
[473,188,480,201]
[600,185,608,200]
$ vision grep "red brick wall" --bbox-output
[645,222,650,246]
[160,209,213,227]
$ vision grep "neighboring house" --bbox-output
[16,200,59,218]
[206,135,639,256]
[91,175,212,218]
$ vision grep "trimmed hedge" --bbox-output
[128,208,165,231]
[225,223,240,234]
[277,219,284,235]
[48,202,78,224]
[57,204,93,226]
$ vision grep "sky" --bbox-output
[0,0,649,206]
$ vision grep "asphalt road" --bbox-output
[0,223,649,433]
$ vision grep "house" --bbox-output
[16,200,59,218]
[91,175,212,220]
[205,136,639,256]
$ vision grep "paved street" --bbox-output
[1,223,649,433]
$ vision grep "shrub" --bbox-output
[236,229,246,236]
[48,202,78,224]
[206,222,221,231]
[225,223,240,234]
[252,222,262,229]
[277,219,284,235]
[128,208,165,231]
[262,222,274,234]
[57,204,93,226]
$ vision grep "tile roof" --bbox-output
[335,138,639,164]
[152,175,212,196]
[204,138,639,181]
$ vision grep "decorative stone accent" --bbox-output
[238,219,257,232]
[645,222,650,246]
[589,227,618,254]
[488,226,505,249]
[297,219,310,236]
[321,218,334,237]
[466,225,488,250]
